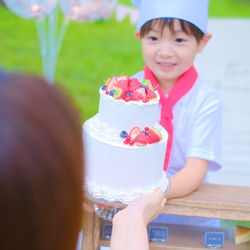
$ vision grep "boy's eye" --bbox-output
[176,38,185,43]
[149,36,158,41]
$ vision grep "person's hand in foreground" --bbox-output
[110,187,166,250]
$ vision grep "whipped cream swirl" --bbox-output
[84,171,169,205]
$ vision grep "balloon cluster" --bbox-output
[3,0,118,83]
[3,0,118,21]
[3,0,57,19]
[60,0,117,22]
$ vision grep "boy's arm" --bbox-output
[166,157,208,200]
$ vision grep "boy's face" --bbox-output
[136,19,211,92]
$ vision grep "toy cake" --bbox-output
[83,75,169,205]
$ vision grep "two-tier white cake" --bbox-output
[83,76,168,205]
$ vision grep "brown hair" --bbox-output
[140,18,204,43]
[0,72,83,250]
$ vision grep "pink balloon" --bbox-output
[3,0,58,19]
[59,0,118,22]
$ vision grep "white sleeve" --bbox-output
[186,89,222,171]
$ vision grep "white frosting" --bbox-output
[84,114,168,145]
[84,171,169,204]
[98,88,160,132]
[83,85,168,204]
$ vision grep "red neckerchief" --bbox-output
[144,65,198,171]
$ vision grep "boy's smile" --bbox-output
[135,19,211,94]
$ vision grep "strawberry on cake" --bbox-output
[83,75,169,205]
[103,75,157,103]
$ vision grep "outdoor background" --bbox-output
[1,0,250,121]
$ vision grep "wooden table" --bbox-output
[81,183,250,249]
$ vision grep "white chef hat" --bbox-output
[131,0,209,34]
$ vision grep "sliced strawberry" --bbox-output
[129,126,140,140]
[136,88,147,102]
[117,75,130,84]
[134,132,147,146]
[146,128,162,144]
[114,79,129,93]
[146,89,157,100]
[128,78,141,92]
[106,76,118,92]
[131,89,143,101]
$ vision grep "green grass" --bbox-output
[1,0,250,119]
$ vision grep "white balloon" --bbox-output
[3,0,58,19]
[59,0,117,22]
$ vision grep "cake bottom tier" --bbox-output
[83,122,169,205]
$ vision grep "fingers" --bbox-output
[153,187,165,201]
[153,187,167,213]
[82,202,95,212]
[160,197,167,213]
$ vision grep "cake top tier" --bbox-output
[95,75,168,147]
[101,75,158,103]
[98,75,160,134]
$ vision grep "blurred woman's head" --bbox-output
[0,72,83,250]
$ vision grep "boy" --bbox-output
[131,0,222,226]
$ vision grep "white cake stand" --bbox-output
[85,178,171,221]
